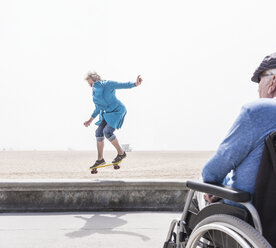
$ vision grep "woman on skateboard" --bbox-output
[84,72,142,169]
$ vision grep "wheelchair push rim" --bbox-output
[185,214,272,248]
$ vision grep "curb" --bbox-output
[0,179,188,212]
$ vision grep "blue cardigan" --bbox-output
[91,80,136,129]
[202,98,276,203]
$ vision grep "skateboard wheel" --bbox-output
[114,165,120,170]
[91,169,98,174]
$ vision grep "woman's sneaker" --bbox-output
[112,152,126,164]
[90,159,106,169]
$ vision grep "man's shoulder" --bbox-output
[244,98,276,110]
[243,98,276,116]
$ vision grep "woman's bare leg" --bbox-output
[97,140,104,160]
[110,138,124,155]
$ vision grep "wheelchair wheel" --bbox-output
[185,214,272,248]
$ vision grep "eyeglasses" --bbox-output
[259,72,276,82]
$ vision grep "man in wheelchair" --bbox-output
[164,53,276,248]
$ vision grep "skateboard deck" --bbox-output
[90,161,122,174]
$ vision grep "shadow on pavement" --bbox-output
[65,213,150,241]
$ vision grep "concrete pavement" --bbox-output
[0,211,181,248]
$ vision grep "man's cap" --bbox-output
[251,52,276,83]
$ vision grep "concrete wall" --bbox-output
[0,179,188,212]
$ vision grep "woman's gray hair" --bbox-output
[86,72,101,82]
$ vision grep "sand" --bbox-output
[0,151,215,180]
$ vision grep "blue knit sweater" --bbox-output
[202,98,276,199]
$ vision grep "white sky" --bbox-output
[0,0,276,151]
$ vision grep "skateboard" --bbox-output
[89,161,122,174]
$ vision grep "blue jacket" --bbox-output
[202,98,276,204]
[91,80,136,129]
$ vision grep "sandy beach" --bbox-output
[0,151,214,180]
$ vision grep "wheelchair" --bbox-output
[164,131,276,248]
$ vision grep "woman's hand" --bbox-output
[83,117,94,127]
[135,75,143,86]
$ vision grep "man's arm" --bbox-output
[202,106,254,184]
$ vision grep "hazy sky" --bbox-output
[1,0,276,151]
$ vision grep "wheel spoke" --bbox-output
[186,214,271,248]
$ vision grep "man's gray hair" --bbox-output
[86,72,101,82]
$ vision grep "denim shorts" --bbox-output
[95,119,116,142]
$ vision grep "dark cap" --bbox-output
[251,52,276,83]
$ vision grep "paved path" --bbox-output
[0,212,180,248]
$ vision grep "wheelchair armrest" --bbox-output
[186,180,251,203]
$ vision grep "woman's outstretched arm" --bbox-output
[106,75,143,89]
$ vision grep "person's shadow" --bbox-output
[65,213,150,241]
